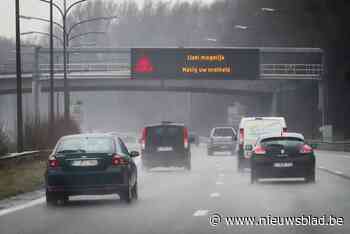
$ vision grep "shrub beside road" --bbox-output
[0,151,48,200]
[0,116,81,200]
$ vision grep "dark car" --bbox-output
[140,122,192,170]
[207,127,237,156]
[45,133,139,205]
[250,133,315,184]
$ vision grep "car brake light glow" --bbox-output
[253,145,266,155]
[300,144,313,154]
[48,157,59,168]
[112,154,129,165]
[184,127,189,149]
[239,128,244,146]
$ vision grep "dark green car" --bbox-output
[250,133,315,184]
[45,133,139,205]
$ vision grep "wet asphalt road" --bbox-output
[0,145,350,234]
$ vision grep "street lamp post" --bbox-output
[49,0,55,141]
[39,0,117,122]
[23,0,118,123]
[15,0,23,152]
[63,0,69,122]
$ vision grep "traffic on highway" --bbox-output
[1,0,350,234]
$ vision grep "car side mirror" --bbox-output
[310,143,318,149]
[129,151,140,157]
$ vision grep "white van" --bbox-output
[236,117,287,171]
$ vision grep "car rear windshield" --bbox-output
[260,137,304,148]
[121,136,137,143]
[146,126,183,149]
[213,128,235,137]
[245,120,284,140]
[56,137,114,154]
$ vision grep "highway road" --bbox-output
[0,145,350,234]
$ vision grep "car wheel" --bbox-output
[306,170,316,183]
[132,182,138,200]
[121,185,133,203]
[185,160,191,171]
[62,194,69,204]
[46,189,58,206]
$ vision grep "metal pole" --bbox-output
[56,92,60,119]
[33,47,40,125]
[49,0,55,138]
[15,0,23,152]
[63,0,70,122]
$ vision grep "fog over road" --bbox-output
[0,145,349,234]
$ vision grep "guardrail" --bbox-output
[0,150,40,160]
[0,64,35,74]
[308,140,350,152]
[39,63,130,73]
[261,64,322,78]
[0,63,130,75]
[0,150,52,167]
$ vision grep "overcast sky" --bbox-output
[1,0,213,39]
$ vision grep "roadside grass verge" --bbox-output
[0,157,47,200]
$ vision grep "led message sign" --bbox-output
[131,48,260,80]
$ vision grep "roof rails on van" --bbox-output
[161,121,174,124]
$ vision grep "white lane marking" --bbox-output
[318,166,325,169]
[335,171,343,175]
[210,193,221,198]
[193,210,209,216]
[0,197,45,217]
[216,181,224,185]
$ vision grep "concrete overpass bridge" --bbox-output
[0,47,324,137]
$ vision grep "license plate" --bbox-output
[157,146,173,152]
[273,162,293,168]
[72,160,98,166]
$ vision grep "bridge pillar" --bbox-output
[271,91,278,116]
[318,80,326,127]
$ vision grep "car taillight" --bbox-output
[300,144,313,154]
[48,157,59,168]
[141,127,146,150]
[112,154,129,166]
[239,128,244,146]
[184,127,189,149]
[253,145,266,155]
